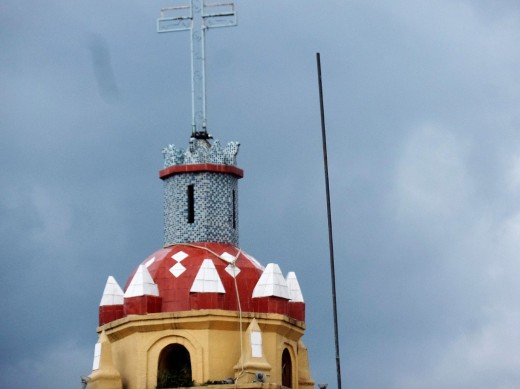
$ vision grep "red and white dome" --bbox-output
[99,243,305,326]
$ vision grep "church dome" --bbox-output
[127,243,264,312]
[97,139,305,327]
[99,242,305,326]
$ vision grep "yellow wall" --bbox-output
[90,310,313,389]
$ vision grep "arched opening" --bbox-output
[282,348,293,388]
[157,344,193,388]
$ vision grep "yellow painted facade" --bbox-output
[88,310,313,389]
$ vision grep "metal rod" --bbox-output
[316,52,342,389]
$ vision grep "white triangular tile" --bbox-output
[252,263,290,299]
[190,259,225,293]
[124,265,159,297]
[99,276,124,306]
[286,272,304,302]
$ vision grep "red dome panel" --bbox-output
[96,243,305,327]
[123,243,265,314]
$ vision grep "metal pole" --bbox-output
[316,52,342,389]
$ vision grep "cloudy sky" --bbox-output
[2,0,520,388]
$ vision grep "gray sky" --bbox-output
[2,1,520,388]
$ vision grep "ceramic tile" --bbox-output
[124,265,159,297]
[92,343,101,370]
[190,259,225,293]
[225,264,240,278]
[169,262,187,278]
[286,271,304,302]
[162,140,241,246]
[172,251,189,262]
[252,263,290,299]
[251,331,262,357]
[220,252,237,263]
[99,276,124,306]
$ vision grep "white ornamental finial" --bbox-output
[157,1,237,139]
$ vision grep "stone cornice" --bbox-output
[98,309,305,341]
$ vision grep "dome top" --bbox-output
[99,243,305,326]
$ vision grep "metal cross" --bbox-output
[157,1,237,139]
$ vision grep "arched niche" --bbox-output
[282,348,293,388]
[157,344,192,388]
[146,331,204,388]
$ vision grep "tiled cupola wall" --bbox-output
[160,139,242,246]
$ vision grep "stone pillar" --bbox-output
[234,318,272,385]
[87,331,122,389]
[297,340,315,389]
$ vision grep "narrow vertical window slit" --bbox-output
[232,189,236,229]
[187,184,194,224]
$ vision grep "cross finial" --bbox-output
[157,1,237,139]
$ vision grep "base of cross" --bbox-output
[192,131,213,140]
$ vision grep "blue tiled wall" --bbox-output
[162,139,240,246]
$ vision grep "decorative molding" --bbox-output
[162,139,240,168]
